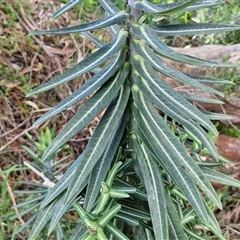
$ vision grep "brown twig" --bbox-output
[0,167,25,225]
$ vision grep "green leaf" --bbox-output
[181,94,224,104]
[16,214,37,234]
[27,200,56,240]
[131,104,209,224]
[98,0,121,14]
[132,73,219,159]
[119,205,150,221]
[131,86,221,209]
[11,202,41,221]
[131,135,167,239]
[202,167,240,187]
[33,48,126,126]
[105,222,130,240]
[12,195,45,209]
[40,154,87,208]
[27,29,128,96]
[109,189,130,198]
[32,11,129,35]
[131,24,234,67]
[166,193,186,240]
[42,63,129,161]
[157,0,224,12]
[84,112,128,212]
[150,24,240,36]
[186,74,235,85]
[52,0,84,19]
[48,194,79,236]
[132,58,218,136]
[82,32,105,47]
[201,110,233,121]
[98,204,121,227]
[132,40,224,96]
[69,223,87,240]
[115,213,139,226]
[65,81,130,204]
[133,0,198,14]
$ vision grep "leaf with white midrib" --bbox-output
[165,192,186,240]
[27,30,128,96]
[32,11,129,35]
[27,200,56,240]
[52,0,84,19]
[202,167,240,187]
[39,154,85,209]
[132,40,223,97]
[201,110,232,121]
[84,110,128,211]
[157,0,224,13]
[131,135,168,239]
[65,81,130,204]
[132,57,218,135]
[132,73,218,159]
[98,0,121,14]
[186,74,234,85]
[48,194,79,236]
[181,93,224,104]
[133,0,198,14]
[132,84,221,208]
[131,24,234,67]
[82,32,105,48]
[33,48,126,126]
[131,102,209,224]
[42,65,128,161]
[150,23,240,36]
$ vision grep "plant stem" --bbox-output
[128,0,142,22]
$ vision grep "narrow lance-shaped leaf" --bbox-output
[201,110,232,121]
[131,103,210,224]
[130,133,168,240]
[131,86,221,209]
[132,57,218,136]
[84,109,128,211]
[82,32,105,47]
[105,222,130,240]
[131,24,234,67]
[105,11,121,36]
[40,154,86,209]
[165,192,186,240]
[33,48,126,126]
[186,74,234,85]
[133,73,231,139]
[27,29,128,96]
[97,0,121,14]
[52,0,84,19]
[180,93,224,104]
[48,194,80,236]
[65,80,130,204]
[157,0,224,13]
[150,24,240,36]
[132,75,219,158]
[202,167,240,187]
[27,199,57,240]
[31,11,129,35]
[133,0,198,14]
[132,40,224,96]
[69,222,87,240]
[42,64,129,161]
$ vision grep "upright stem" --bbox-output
[128,0,142,61]
[128,0,142,23]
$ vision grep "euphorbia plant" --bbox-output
[17,0,240,239]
